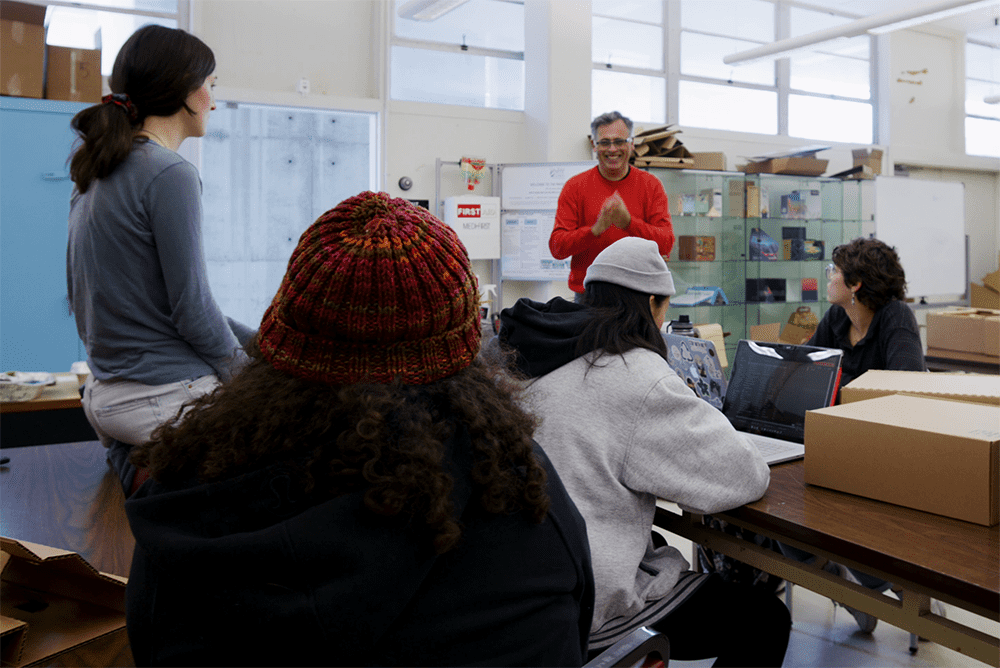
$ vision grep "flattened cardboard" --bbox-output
[0,538,130,668]
[983,269,1000,294]
[0,1,46,99]
[926,308,1000,359]
[805,394,1000,526]
[841,369,1000,407]
[971,282,1000,309]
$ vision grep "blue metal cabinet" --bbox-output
[1,98,88,372]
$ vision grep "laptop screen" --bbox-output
[722,340,843,443]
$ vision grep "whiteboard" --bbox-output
[500,162,595,210]
[874,176,965,298]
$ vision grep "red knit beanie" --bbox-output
[258,191,481,385]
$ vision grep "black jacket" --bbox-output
[497,297,592,378]
[125,426,594,667]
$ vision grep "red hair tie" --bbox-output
[102,93,138,121]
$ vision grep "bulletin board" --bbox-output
[874,176,966,299]
[498,161,595,281]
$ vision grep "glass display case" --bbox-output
[652,168,865,371]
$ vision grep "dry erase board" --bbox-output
[874,176,965,298]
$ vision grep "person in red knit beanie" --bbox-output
[124,192,594,667]
[550,111,675,300]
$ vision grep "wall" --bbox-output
[192,0,999,308]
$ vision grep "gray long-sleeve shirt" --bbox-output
[67,140,248,384]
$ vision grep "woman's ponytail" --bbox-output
[69,94,140,193]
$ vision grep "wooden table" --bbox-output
[0,440,133,578]
[0,373,97,447]
[656,461,1000,666]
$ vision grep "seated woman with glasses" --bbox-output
[815,236,925,397]
[781,236,926,634]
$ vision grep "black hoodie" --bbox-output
[496,297,593,378]
[124,426,594,667]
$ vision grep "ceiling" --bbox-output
[797,0,999,46]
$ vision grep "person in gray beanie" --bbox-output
[495,237,791,666]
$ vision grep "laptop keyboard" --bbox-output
[746,433,804,464]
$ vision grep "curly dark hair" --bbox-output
[578,281,669,367]
[832,237,907,311]
[130,340,548,555]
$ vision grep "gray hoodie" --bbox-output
[500,296,769,648]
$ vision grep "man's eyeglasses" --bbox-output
[594,138,632,148]
[825,263,838,279]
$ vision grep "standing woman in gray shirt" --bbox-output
[67,25,249,464]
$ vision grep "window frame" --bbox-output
[965,38,1000,158]
[592,0,878,143]
[388,0,525,110]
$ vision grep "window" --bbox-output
[592,0,876,144]
[390,0,524,110]
[591,0,665,124]
[678,0,775,132]
[43,0,180,76]
[201,103,378,327]
[966,41,1000,159]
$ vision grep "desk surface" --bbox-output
[656,460,1000,664]
[0,440,133,578]
[728,461,999,611]
[0,372,84,413]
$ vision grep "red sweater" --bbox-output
[550,166,674,293]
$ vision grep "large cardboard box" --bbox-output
[0,538,131,667]
[926,308,1000,359]
[741,157,828,176]
[841,370,1000,407]
[805,394,1000,526]
[45,45,102,103]
[0,1,46,99]
[690,152,726,171]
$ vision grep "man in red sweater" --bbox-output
[550,111,674,299]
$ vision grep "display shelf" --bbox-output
[654,168,864,377]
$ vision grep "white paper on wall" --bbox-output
[443,196,501,260]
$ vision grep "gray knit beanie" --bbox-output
[584,237,675,296]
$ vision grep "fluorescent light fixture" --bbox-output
[398,0,470,21]
[725,0,996,65]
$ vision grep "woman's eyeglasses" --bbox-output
[594,138,632,148]
[825,263,838,279]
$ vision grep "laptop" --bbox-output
[663,333,728,410]
[721,340,843,465]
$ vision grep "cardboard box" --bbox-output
[841,370,1000,407]
[678,235,716,261]
[983,267,1000,294]
[0,538,131,667]
[805,394,1000,526]
[926,308,1000,359]
[852,148,883,175]
[726,180,746,217]
[45,45,102,103]
[740,157,828,176]
[0,1,46,99]
[690,152,726,171]
[970,282,1000,309]
[749,321,813,345]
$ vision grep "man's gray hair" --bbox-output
[591,111,633,139]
